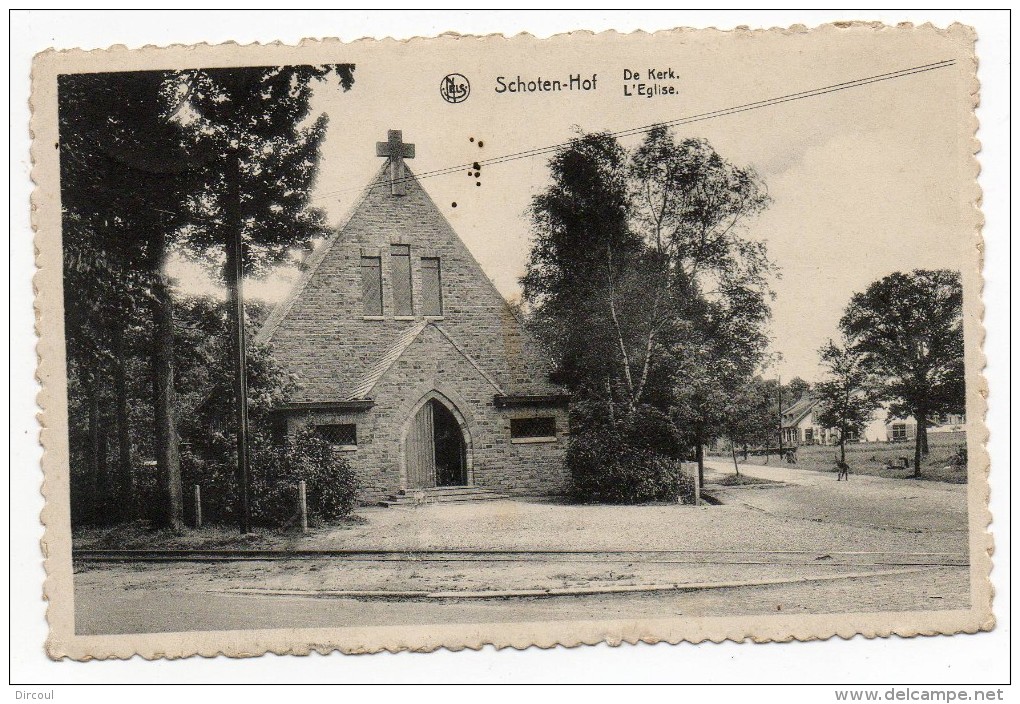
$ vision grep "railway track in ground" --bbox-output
[72,548,969,568]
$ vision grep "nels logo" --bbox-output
[440,73,470,104]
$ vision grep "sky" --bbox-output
[171,25,977,383]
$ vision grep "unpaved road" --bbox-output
[73,462,970,634]
[75,564,966,634]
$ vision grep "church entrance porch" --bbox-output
[405,398,468,489]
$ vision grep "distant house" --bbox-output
[780,396,841,446]
[781,395,863,446]
[781,395,965,445]
[886,413,966,443]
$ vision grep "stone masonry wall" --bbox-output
[263,159,572,501]
[262,163,564,404]
[288,326,569,504]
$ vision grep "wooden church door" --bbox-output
[407,401,437,489]
[433,402,467,487]
[406,399,468,489]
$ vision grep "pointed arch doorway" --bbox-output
[405,398,469,489]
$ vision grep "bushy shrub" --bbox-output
[180,428,358,528]
[173,336,359,529]
[253,430,359,526]
[567,399,693,504]
[179,429,241,525]
[570,440,689,504]
[618,405,686,458]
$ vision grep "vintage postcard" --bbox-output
[33,23,990,659]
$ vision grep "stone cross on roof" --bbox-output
[375,129,415,196]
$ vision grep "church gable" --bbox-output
[369,324,506,406]
[258,130,563,405]
[346,320,505,401]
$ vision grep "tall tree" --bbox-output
[840,269,965,477]
[524,127,775,492]
[61,70,219,528]
[815,339,881,466]
[631,128,773,480]
[524,128,773,409]
[784,376,812,403]
[722,376,780,474]
[522,131,641,402]
[57,65,354,527]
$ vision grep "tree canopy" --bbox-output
[522,131,640,398]
[815,338,881,464]
[59,65,355,275]
[58,65,355,527]
[839,269,965,475]
[523,127,775,493]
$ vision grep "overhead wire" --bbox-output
[310,58,957,202]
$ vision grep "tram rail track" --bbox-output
[72,547,969,568]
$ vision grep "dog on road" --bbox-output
[836,460,850,481]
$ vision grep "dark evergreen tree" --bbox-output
[58,65,354,526]
[522,131,641,401]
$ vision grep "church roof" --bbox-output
[347,318,430,400]
[347,320,507,401]
[255,136,564,405]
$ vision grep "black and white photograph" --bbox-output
[25,18,994,666]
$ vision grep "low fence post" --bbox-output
[297,480,308,534]
[193,485,202,529]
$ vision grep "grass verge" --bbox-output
[73,517,366,551]
[711,432,967,484]
[710,474,783,487]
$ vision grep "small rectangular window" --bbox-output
[270,415,288,447]
[361,256,382,316]
[315,423,357,449]
[421,257,443,316]
[510,417,557,442]
[390,244,413,316]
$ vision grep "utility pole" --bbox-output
[224,148,252,534]
[777,374,784,457]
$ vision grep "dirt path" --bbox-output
[74,564,968,635]
[74,463,971,634]
[703,460,967,541]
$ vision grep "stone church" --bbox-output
[256,131,570,503]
